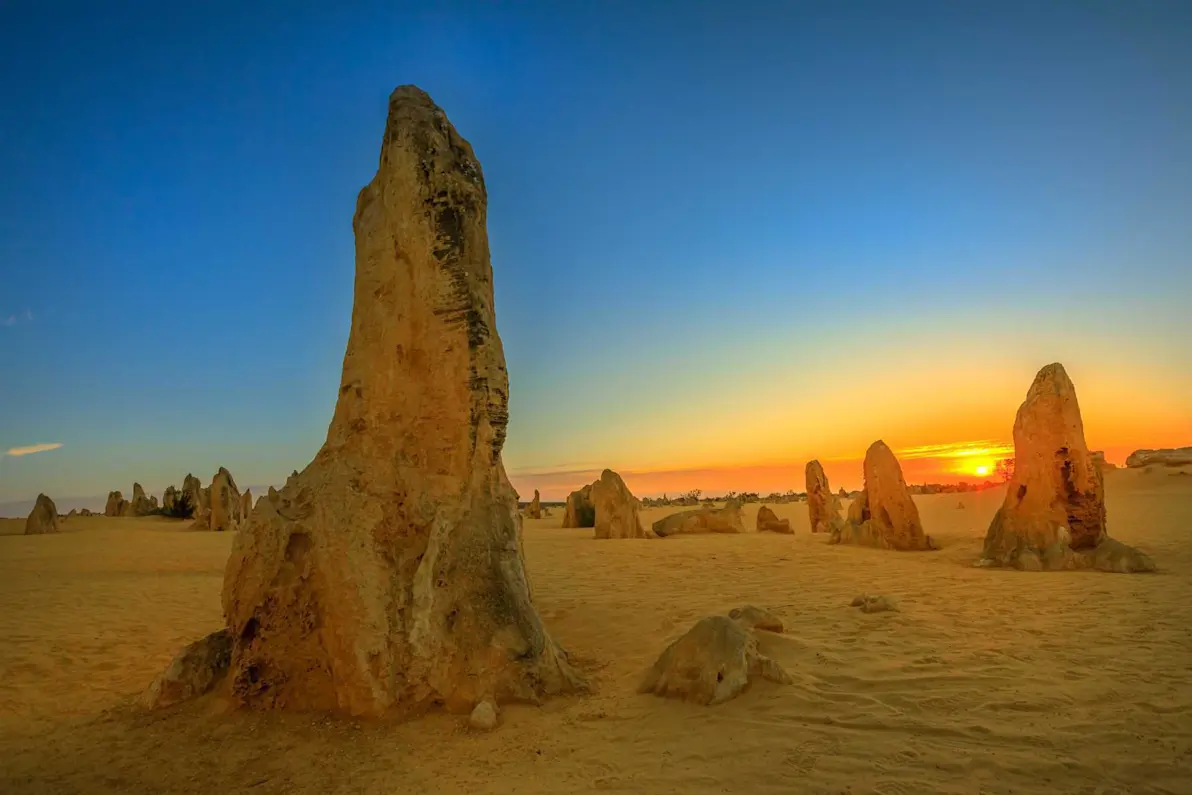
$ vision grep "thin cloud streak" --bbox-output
[5,442,64,457]
[896,440,1014,460]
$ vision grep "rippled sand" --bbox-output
[2,467,1190,794]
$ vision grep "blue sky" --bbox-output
[2,0,1190,507]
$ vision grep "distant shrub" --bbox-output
[160,491,195,519]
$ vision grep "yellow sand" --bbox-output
[1,468,1190,794]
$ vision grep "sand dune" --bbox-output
[1,467,1190,794]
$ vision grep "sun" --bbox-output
[975,465,991,477]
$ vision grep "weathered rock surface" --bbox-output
[850,594,897,613]
[25,494,59,535]
[832,441,936,551]
[104,491,126,517]
[590,469,649,539]
[1091,451,1117,471]
[562,483,595,528]
[755,505,792,534]
[1125,447,1192,468]
[162,486,179,513]
[639,616,791,705]
[468,700,499,731]
[805,460,844,534]
[209,467,240,532]
[140,629,232,709]
[978,363,1154,573]
[525,489,542,520]
[652,502,745,537]
[182,474,205,515]
[148,87,584,717]
[240,489,253,522]
[728,605,784,633]
[119,482,153,517]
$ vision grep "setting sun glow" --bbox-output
[975,465,991,477]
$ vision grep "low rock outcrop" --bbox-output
[652,502,745,537]
[978,363,1154,573]
[25,494,60,535]
[639,616,791,705]
[590,469,649,539]
[831,441,936,551]
[1091,451,1117,471]
[850,594,897,613]
[727,605,784,633]
[1125,447,1192,468]
[140,629,232,709]
[755,505,792,534]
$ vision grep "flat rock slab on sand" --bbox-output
[639,615,792,705]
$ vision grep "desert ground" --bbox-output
[2,467,1190,795]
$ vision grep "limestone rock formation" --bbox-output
[1091,451,1117,472]
[104,491,126,517]
[149,86,583,717]
[850,594,897,613]
[805,460,844,534]
[141,629,232,709]
[25,494,60,535]
[127,482,154,516]
[162,486,178,513]
[728,605,784,633]
[182,474,205,515]
[831,441,936,551]
[590,469,649,539]
[846,491,867,524]
[209,467,241,532]
[562,483,595,528]
[755,505,792,534]
[652,502,745,537]
[838,487,847,499]
[525,489,542,520]
[1125,447,1192,468]
[978,363,1154,573]
[240,489,253,523]
[79,508,94,517]
[468,700,499,731]
[638,616,791,705]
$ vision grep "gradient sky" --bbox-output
[2,0,1191,508]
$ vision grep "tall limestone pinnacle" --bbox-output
[978,363,1155,573]
[145,85,585,717]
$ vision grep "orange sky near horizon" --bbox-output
[507,440,1158,502]
[504,356,1192,502]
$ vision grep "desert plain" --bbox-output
[2,465,1190,795]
